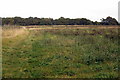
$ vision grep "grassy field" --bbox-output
[2,25,119,78]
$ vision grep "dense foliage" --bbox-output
[2,16,119,26]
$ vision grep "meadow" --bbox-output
[2,25,119,78]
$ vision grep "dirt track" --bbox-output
[27,26,120,30]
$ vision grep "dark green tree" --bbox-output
[101,16,118,25]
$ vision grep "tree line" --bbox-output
[2,16,119,26]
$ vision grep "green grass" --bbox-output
[2,26,119,78]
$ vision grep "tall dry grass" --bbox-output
[2,28,27,38]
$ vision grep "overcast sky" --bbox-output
[0,0,119,21]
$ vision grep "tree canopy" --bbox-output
[2,16,119,26]
[100,16,119,25]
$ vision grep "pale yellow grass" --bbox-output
[2,28,28,38]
